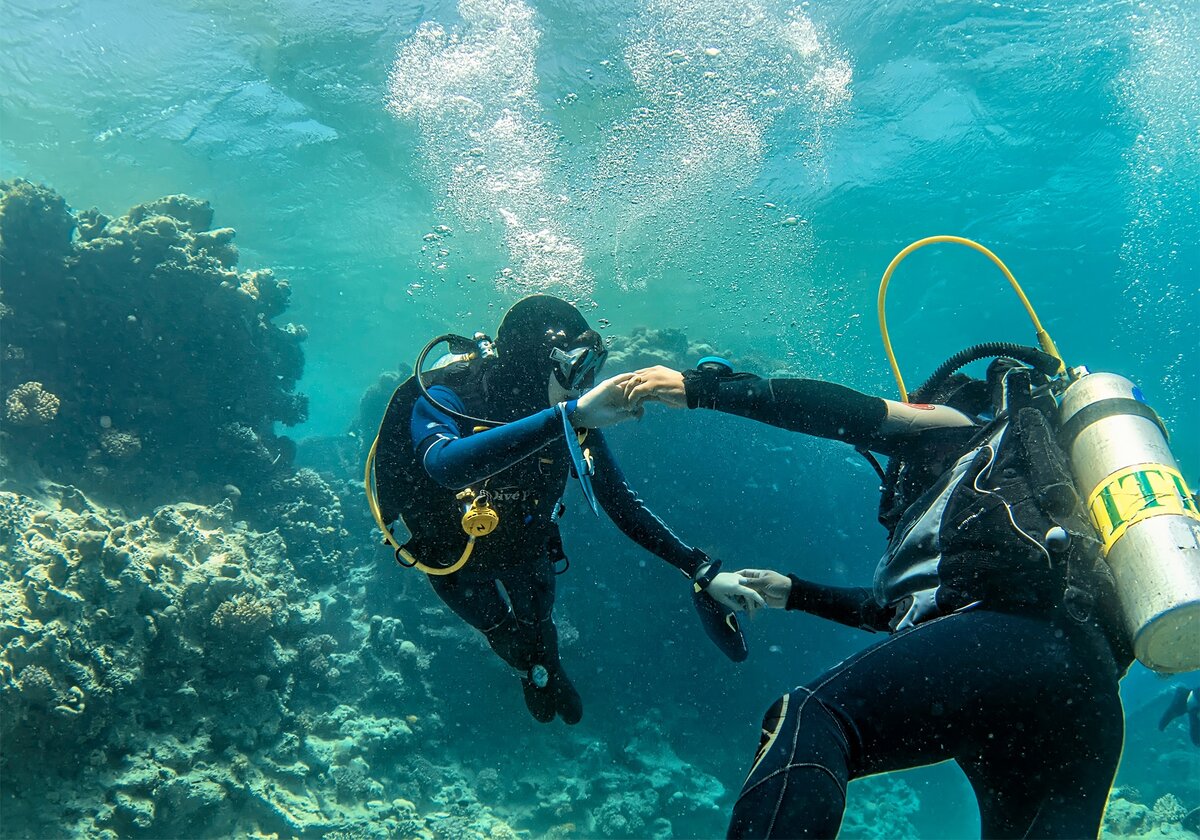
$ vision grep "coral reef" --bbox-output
[0,484,474,839]
[604,326,728,374]
[1103,789,1200,839]
[0,179,307,510]
[5,381,60,426]
[839,776,921,840]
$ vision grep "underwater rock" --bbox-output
[257,467,350,584]
[126,194,214,232]
[0,179,307,511]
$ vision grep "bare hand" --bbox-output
[571,374,644,428]
[614,366,687,409]
[738,569,792,609]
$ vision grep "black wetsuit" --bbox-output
[683,371,1131,839]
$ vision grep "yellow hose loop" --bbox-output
[364,432,475,576]
[877,235,1065,402]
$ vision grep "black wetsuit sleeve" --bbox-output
[589,431,705,578]
[785,575,894,632]
[684,371,888,448]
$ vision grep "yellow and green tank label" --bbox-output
[1087,464,1200,552]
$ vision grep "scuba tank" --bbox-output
[878,235,1200,673]
[1058,370,1200,673]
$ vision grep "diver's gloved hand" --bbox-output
[571,374,644,428]
[706,572,767,615]
[691,560,750,662]
[738,569,793,609]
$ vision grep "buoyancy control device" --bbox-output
[878,235,1200,673]
[363,333,504,576]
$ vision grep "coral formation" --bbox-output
[1102,790,1199,839]
[604,326,728,374]
[840,776,921,840]
[0,179,307,510]
[0,485,462,839]
[5,381,60,426]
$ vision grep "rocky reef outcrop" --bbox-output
[0,179,307,511]
[0,480,741,839]
[1102,789,1200,840]
[0,484,454,838]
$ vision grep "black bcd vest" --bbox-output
[879,360,1130,659]
[373,358,570,571]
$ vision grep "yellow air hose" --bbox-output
[877,235,1066,402]
[364,419,475,577]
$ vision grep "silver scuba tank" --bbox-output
[1058,370,1200,673]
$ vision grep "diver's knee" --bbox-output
[743,693,792,781]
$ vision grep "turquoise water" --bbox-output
[2,0,1198,837]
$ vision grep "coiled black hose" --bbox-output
[910,341,1060,403]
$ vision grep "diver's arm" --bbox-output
[624,365,973,453]
[588,431,706,577]
[413,386,571,490]
[742,568,892,632]
[785,576,894,632]
[683,369,887,446]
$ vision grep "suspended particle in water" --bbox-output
[597,318,611,329]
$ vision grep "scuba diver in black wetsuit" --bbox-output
[621,357,1139,837]
[1159,684,1200,747]
[618,236,1200,839]
[364,295,762,725]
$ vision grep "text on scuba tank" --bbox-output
[1087,464,1200,552]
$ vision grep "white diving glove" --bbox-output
[705,571,766,616]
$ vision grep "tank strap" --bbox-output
[1058,397,1168,450]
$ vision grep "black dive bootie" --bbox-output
[549,663,582,725]
[521,665,556,723]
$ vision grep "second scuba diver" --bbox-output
[621,356,1138,838]
[365,295,763,725]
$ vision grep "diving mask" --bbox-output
[550,339,607,392]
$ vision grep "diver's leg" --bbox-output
[428,569,555,721]
[729,609,1121,839]
[499,559,582,724]
[955,620,1125,839]
[427,571,520,660]
[727,687,850,838]
[727,613,975,839]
